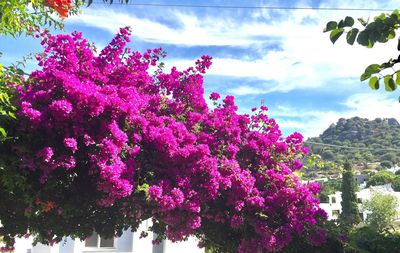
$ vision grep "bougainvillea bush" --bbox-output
[0,27,327,253]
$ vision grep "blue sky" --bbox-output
[1,0,400,137]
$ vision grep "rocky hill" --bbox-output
[305,117,400,170]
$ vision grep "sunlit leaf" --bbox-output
[0,127,6,137]
[368,76,379,90]
[360,64,381,81]
[330,28,344,44]
[396,72,400,85]
[384,75,396,91]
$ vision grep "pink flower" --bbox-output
[37,147,54,162]
[209,92,220,100]
[63,137,78,153]
[308,182,321,195]
[49,99,73,120]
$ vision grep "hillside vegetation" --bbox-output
[305,117,400,172]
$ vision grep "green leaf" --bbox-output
[365,22,376,31]
[387,31,396,40]
[361,64,381,81]
[324,21,338,32]
[361,65,380,81]
[0,127,6,138]
[385,16,395,27]
[330,28,344,44]
[365,64,381,75]
[369,76,379,90]
[344,16,355,27]
[374,13,387,21]
[346,28,359,45]
[338,20,345,28]
[360,73,370,81]
[357,31,369,46]
[384,76,396,91]
[396,72,400,85]
[380,62,395,69]
[366,39,375,48]
[7,112,16,119]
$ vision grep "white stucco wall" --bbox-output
[13,220,204,253]
[32,242,60,253]
[14,237,33,253]
[164,237,203,253]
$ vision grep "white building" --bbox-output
[10,220,204,253]
[320,184,400,221]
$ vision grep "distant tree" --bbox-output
[381,153,397,164]
[321,150,335,160]
[367,171,395,187]
[391,176,400,191]
[381,160,393,169]
[363,192,398,233]
[340,162,361,229]
[347,226,400,252]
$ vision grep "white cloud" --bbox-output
[274,93,400,137]
[68,8,278,46]
[66,1,400,95]
[228,85,268,95]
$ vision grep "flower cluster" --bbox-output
[45,0,72,18]
[4,27,327,252]
[0,247,14,253]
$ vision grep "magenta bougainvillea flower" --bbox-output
[5,27,327,253]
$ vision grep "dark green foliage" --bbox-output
[364,170,400,191]
[202,222,346,253]
[321,150,335,160]
[340,162,361,229]
[366,171,395,187]
[346,226,400,253]
[391,176,400,191]
[279,221,344,253]
[0,65,21,142]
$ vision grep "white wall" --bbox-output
[13,220,205,253]
[14,237,33,253]
[32,243,59,253]
[164,237,203,253]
